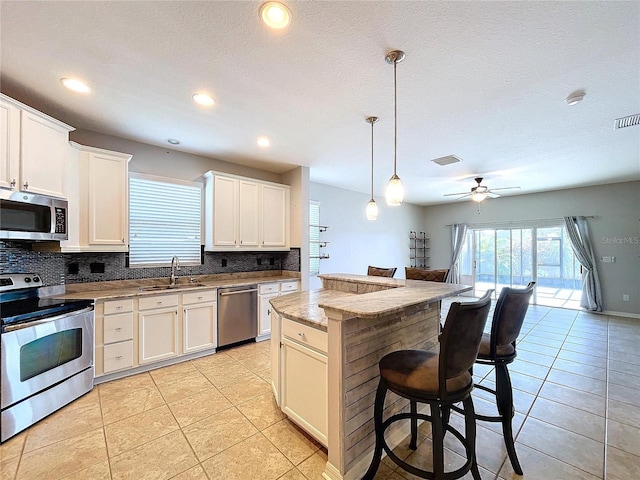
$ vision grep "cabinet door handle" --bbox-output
[23,181,29,190]
[122,238,125,243]
[267,308,271,316]
[10,179,16,188]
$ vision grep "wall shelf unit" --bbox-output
[409,231,430,268]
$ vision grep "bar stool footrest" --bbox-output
[381,411,475,480]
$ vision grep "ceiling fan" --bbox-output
[444,177,520,202]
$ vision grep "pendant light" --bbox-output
[365,116,379,220]
[385,50,406,206]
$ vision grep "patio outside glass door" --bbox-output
[459,225,582,308]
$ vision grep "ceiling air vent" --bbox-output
[614,114,640,129]
[432,155,462,166]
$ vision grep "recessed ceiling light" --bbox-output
[61,78,90,93]
[565,90,586,106]
[167,138,180,145]
[257,136,271,147]
[192,93,215,106]
[259,2,291,29]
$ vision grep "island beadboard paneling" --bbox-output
[340,302,440,472]
[0,241,300,286]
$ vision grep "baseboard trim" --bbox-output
[601,309,640,320]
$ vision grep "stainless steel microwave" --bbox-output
[0,190,68,241]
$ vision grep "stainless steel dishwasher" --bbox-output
[217,285,258,347]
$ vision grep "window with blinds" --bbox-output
[309,201,320,275]
[129,173,202,266]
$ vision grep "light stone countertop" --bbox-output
[269,289,357,331]
[319,274,471,318]
[53,272,300,301]
[269,273,472,331]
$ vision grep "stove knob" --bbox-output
[33,276,41,283]
[24,277,32,283]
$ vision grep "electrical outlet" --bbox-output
[623,294,630,302]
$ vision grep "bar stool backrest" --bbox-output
[439,290,493,398]
[490,282,536,358]
[367,266,397,278]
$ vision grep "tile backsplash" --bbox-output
[0,241,300,286]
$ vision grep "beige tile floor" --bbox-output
[1,304,639,480]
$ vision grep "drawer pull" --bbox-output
[157,301,163,304]
[115,327,122,331]
[198,296,203,300]
[115,355,123,360]
[115,305,123,310]
[298,332,306,339]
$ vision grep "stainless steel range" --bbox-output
[0,273,94,442]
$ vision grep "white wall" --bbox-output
[70,129,282,184]
[282,166,310,290]
[424,181,640,316]
[309,182,424,290]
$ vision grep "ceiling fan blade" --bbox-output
[488,186,521,192]
[444,191,471,197]
[487,192,501,198]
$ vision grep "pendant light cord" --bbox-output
[371,120,374,197]
[393,59,398,176]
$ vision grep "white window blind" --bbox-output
[309,201,320,275]
[129,174,202,266]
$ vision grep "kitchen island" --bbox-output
[269,273,471,480]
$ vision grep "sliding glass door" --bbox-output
[470,228,533,298]
[459,224,581,307]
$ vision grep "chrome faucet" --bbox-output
[170,256,181,285]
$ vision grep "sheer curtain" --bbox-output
[447,223,468,283]
[564,216,603,311]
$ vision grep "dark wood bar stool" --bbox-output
[363,290,493,480]
[472,282,535,475]
[367,266,397,278]
[405,267,449,282]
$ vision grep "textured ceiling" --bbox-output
[1,1,639,205]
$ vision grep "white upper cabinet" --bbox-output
[0,94,74,199]
[0,98,20,190]
[261,183,288,247]
[212,175,237,247]
[60,143,131,252]
[204,171,290,251]
[238,180,260,247]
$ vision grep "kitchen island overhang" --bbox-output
[270,274,472,480]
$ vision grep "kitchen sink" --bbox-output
[139,283,207,291]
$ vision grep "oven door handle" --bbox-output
[3,307,94,332]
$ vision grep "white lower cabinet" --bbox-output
[103,341,134,374]
[139,307,179,364]
[101,299,135,374]
[280,319,328,446]
[258,283,279,341]
[270,310,283,405]
[258,281,299,342]
[138,293,179,364]
[96,289,220,379]
[183,290,217,353]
